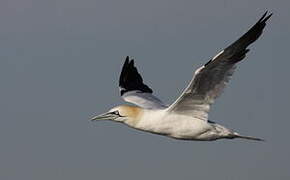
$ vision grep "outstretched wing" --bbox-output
[119,56,166,109]
[167,12,272,121]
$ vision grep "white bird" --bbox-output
[91,12,272,141]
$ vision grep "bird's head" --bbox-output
[91,105,143,125]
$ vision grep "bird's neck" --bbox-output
[124,109,165,132]
[121,106,144,127]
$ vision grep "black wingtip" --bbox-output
[258,11,268,22]
[124,56,135,66]
[129,58,134,66]
[258,11,273,23]
[126,56,129,60]
[119,56,153,96]
[263,12,273,23]
[124,56,130,65]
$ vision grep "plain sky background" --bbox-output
[0,0,289,179]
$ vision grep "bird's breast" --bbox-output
[131,110,211,138]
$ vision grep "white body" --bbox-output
[125,109,234,141]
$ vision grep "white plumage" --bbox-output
[91,12,272,141]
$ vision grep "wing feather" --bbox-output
[119,56,166,109]
[167,12,272,121]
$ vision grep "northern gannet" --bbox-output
[91,12,272,141]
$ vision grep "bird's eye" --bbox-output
[112,111,120,115]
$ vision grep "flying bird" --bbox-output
[91,12,272,141]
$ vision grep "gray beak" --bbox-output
[91,112,115,121]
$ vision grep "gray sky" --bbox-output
[0,0,289,179]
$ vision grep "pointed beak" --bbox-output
[91,112,114,121]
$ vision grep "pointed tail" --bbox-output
[235,135,265,141]
[232,132,265,141]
